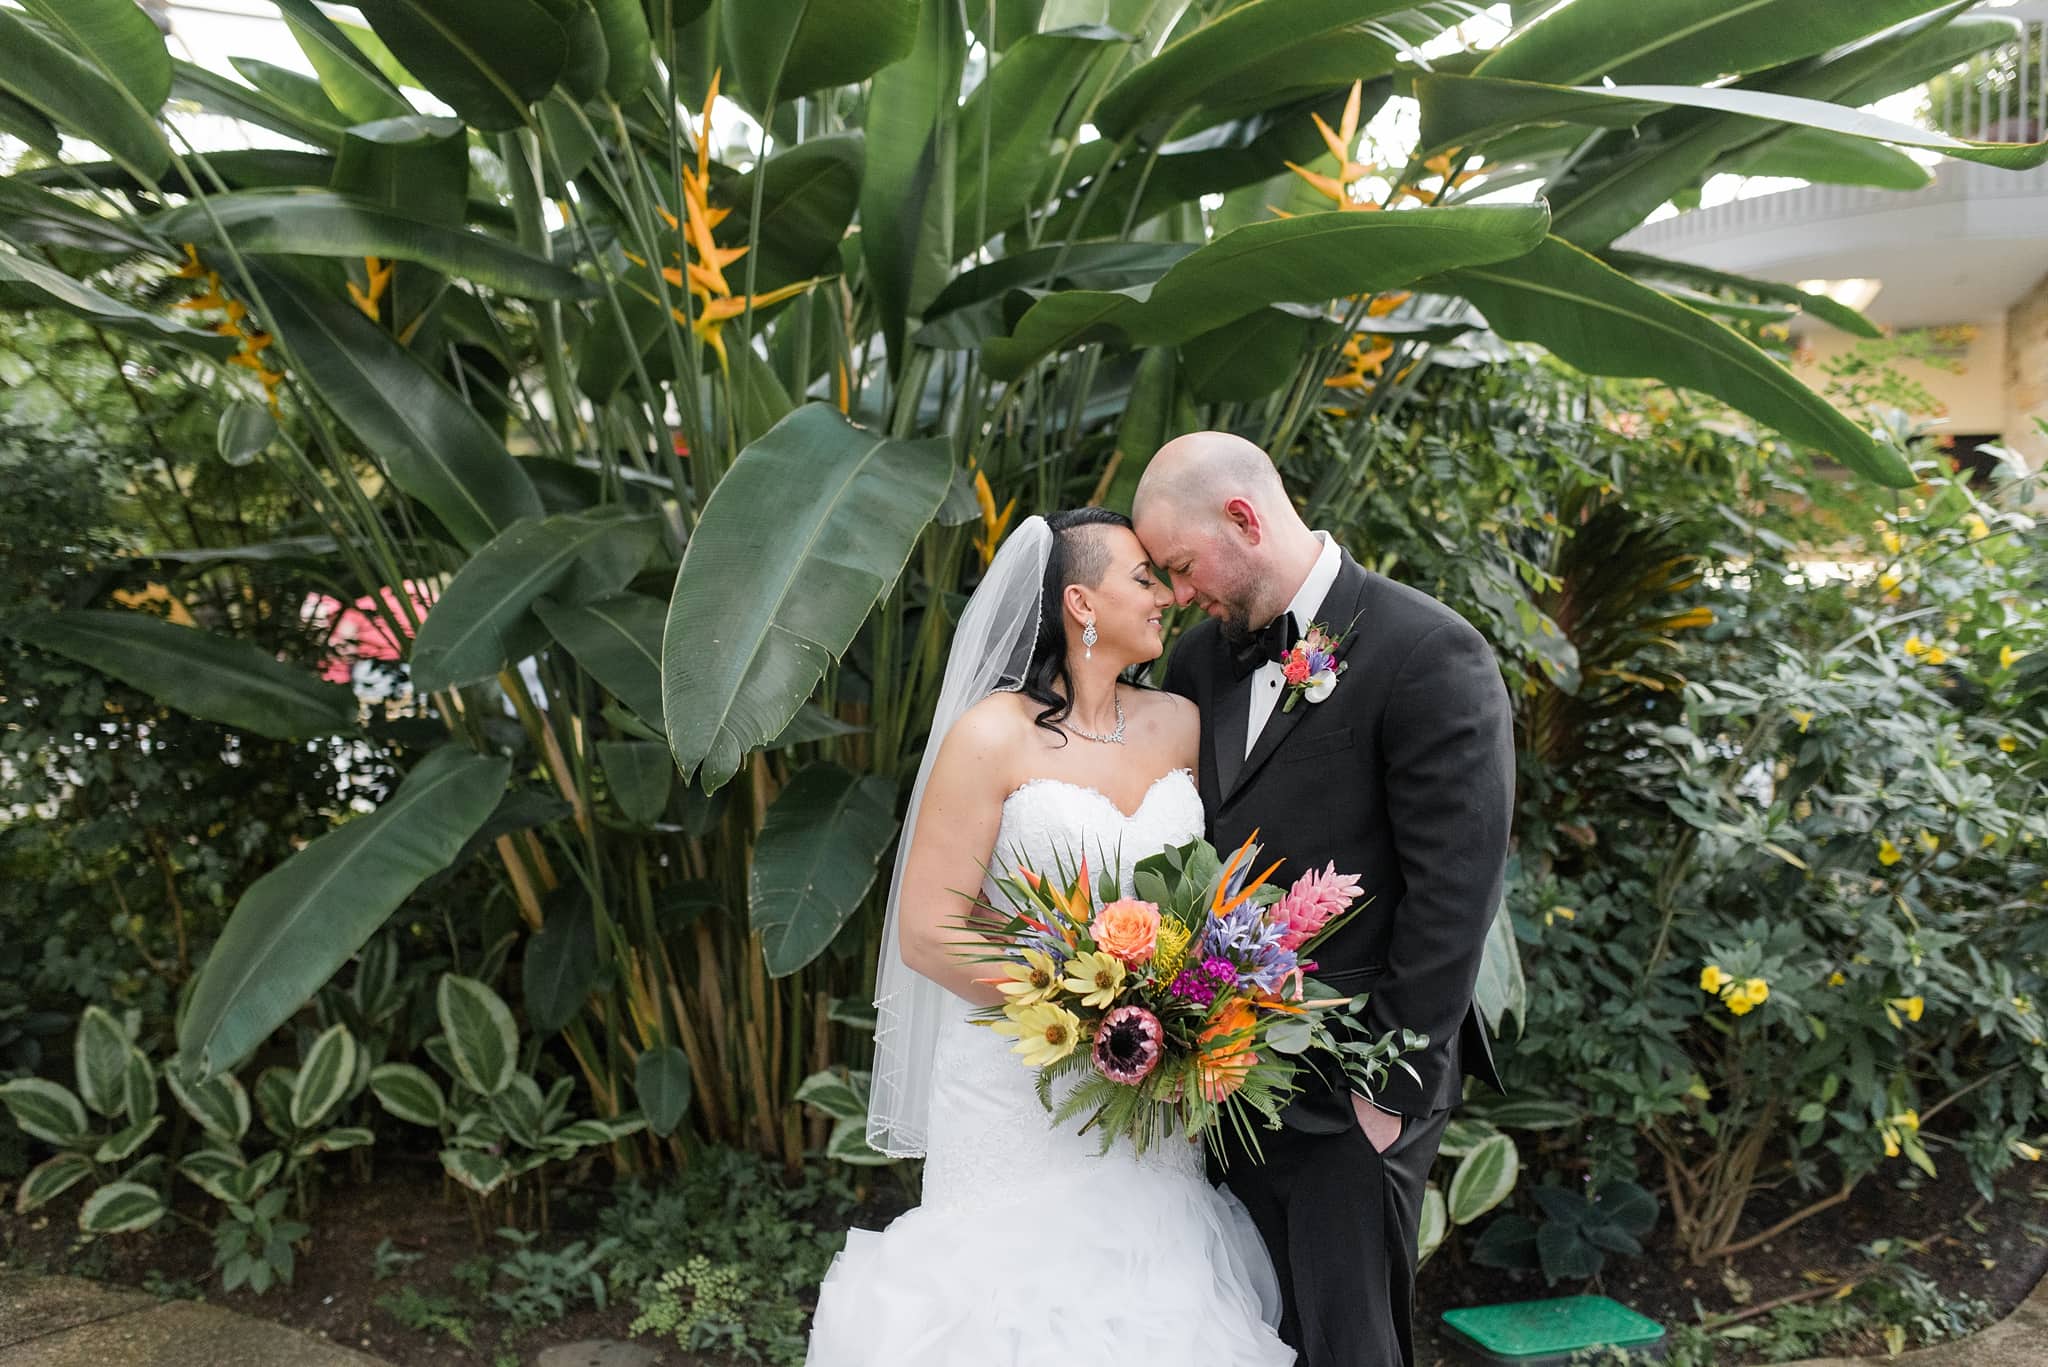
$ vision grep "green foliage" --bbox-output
[482,1227,618,1331]
[1470,1179,1658,1284]
[211,1187,311,1295]
[375,1285,474,1347]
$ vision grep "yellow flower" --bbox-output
[1789,709,1814,733]
[1742,978,1770,1007]
[2010,1140,2042,1163]
[993,1001,1082,1067]
[1964,514,1989,541]
[1877,838,1902,867]
[1882,1126,1902,1158]
[2000,645,2021,669]
[1903,635,1926,658]
[986,949,1062,1006]
[1877,571,1901,595]
[1923,646,1949,666]
[968,462,1017,570]
[1827,970,1846,987]
[1727,994,1756,1016]
[1890,1109,1920,1133]
[1545,905,1577,927]
[1061,950,1126,1008]
[1699,964,1728,995]
[1885,995,1925,1028]
[1999,734,2019,753]
[347,255,394,322]
[2013,995,2033,1016]
[1152,919,1192,983]
[1880,528,1902,555]
[1916,829,1940,853]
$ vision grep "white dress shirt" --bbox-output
[1245,531,1342,756]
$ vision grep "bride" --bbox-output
[805,509,1293,1365]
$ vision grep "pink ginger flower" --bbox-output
[1272,862,1363,950]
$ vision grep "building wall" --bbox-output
[2007,269,2048,477]
[1787,320,2009,437]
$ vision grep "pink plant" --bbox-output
[1272,861,1363,950]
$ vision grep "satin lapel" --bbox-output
[1223,555,1371,804]
[1212,667,1253,796]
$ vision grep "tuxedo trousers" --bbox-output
[1215,1104,1452,1367]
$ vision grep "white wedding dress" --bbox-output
[805,768,1294,1366]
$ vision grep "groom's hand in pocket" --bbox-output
[1351,1093,1404,1154]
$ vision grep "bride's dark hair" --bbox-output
[1021,507,1134,741]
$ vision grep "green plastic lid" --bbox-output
[1441,1296,1666,1357]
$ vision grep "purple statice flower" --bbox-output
[1168,956,1238,1006]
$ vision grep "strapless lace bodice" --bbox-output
[919,769,1207,1211]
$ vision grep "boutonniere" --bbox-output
[1279,622,1346,712]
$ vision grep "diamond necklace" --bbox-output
[1066,693,1126,745]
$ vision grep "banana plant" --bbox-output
[2,0,2033,1167]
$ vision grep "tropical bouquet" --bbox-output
[964,831,1414,1158]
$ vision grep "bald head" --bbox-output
[1131,431,1287,525]
[1131,431,1320,644]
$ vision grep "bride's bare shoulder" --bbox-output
[935,693,1034,777]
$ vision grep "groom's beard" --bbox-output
[1214,601,1261,646]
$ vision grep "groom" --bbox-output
[1135,432,1514,1367]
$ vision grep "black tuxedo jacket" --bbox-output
[1163,550,1512,1127]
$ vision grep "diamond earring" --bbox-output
[1082,621,1098,660]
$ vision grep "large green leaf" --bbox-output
[1435,236,1913,485]
[74,1007,131,1120]
[719,134,865,294]
[332,116,471,232]
[353,0,568,131]
[368,1062,446,1128]
[662,405,954,789]
[523,893,600,1036]
[288,1023,358,1131]
[242,261,543,552]
[1094,0,1415,140]
[1473,0,1958,86]
[18,0,169,113]
[0,251,234,358]
[1599,250,1882,339]
[169,61,343,152]
[719,0,921,115]
[275,0,414,123]
[0,179,157,256]
[0,9,166,179]
[634,1045,692,1138]
[918,242,1200,349]
[437,974,518,1098]
[598,740,674,825]
[409,509,661,692]
[179,747,511,1076]
[1714,124,1934,190]
[859,0,966,369]
[229,58,351,137]
[750,765,899,976]
[590,0,654,99]
[1447,1133,1520,1225]
[535,591,667,724]
[981,202,1551,379]
[157,192,593,301]
[4,610,358,740]
[0,1078,88,1147]
[15,1153,94,1214]
[78,1182,165,1235]
[1417,75,2048,171]
[166,1066,251,1144]
[1473,900,1527,1037]
[1179,305,1338,404]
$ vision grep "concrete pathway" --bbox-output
[0,1273,390,1367]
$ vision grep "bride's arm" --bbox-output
[895,703,1012,1008]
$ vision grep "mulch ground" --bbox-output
[4,1147,2044,1365]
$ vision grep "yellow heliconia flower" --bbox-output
[1903,635,1927,658]
[986,949,1063,1006]
[1061,950,1126,1008]
[1741,978,1770,1007]
[347,255,394,322]
[1789,709,1814,733]
[1877,838,1902,867]
[969,462,1017,570]
[1285,80,1379,212]
[1916,829,1940,853]
[1999,734,2019,753]
[993,1001,1082,1067]
[1699,964,1728,995]
[1324,331,1395,391]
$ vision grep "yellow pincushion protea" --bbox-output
[993,1001,1083,1067]
[1152,919,1192,983]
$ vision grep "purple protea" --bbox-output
[1092,1005,1165,1084]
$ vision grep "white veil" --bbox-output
[867,515,1054,1157]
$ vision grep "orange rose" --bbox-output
[1090,898,1160,966]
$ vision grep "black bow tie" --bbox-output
[1229,611,1299,681]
